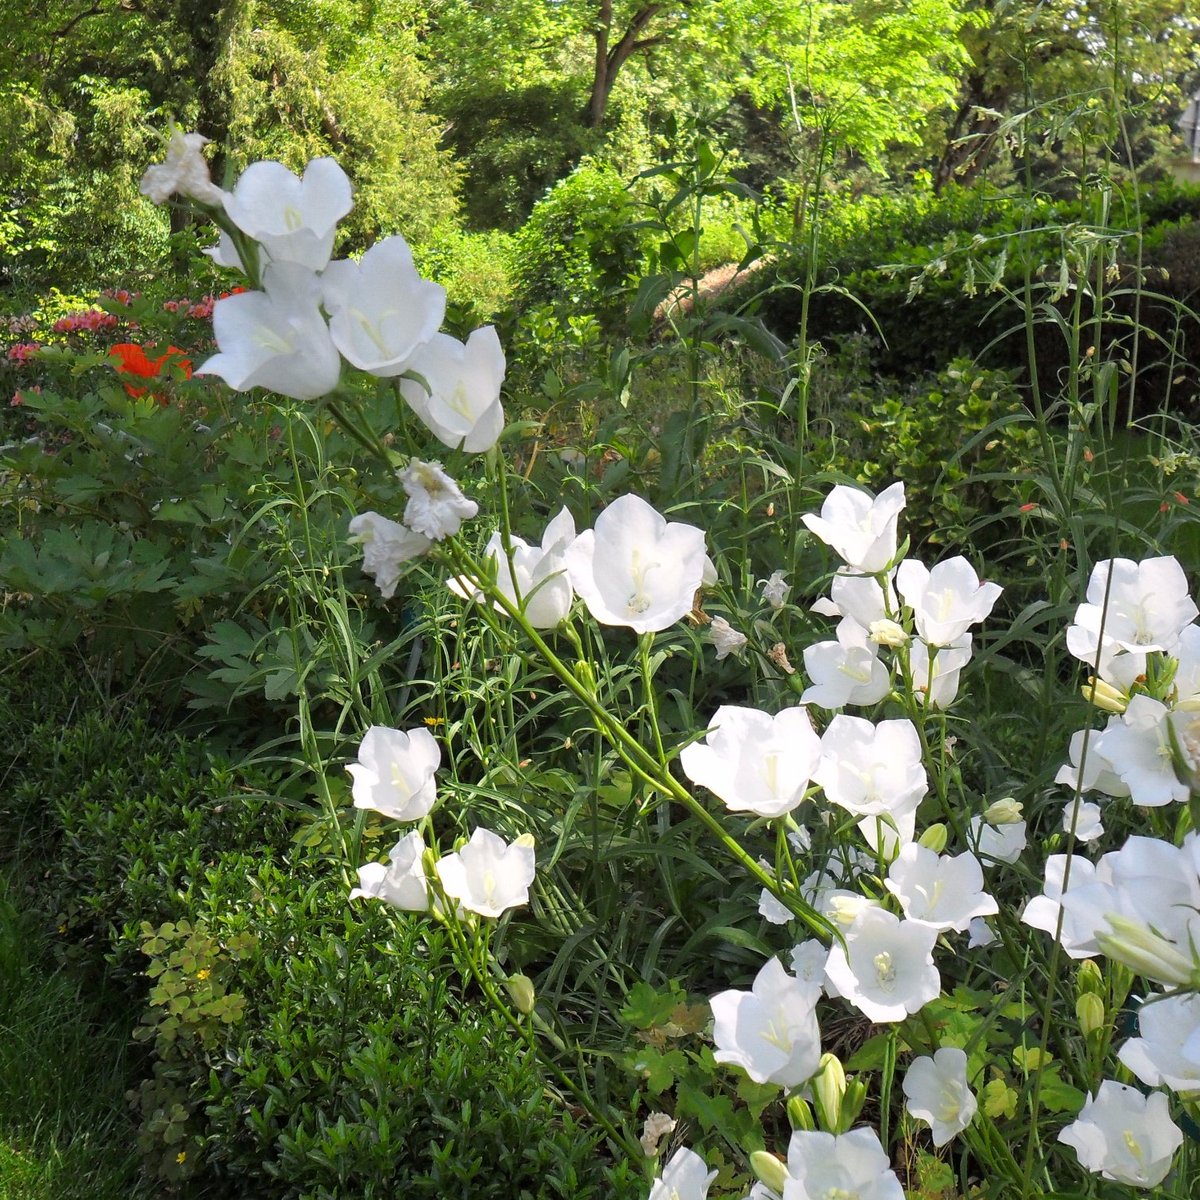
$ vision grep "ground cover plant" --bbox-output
[5,9,1200,1195]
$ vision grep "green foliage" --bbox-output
[412,223,516,323]
[510,159,643,320]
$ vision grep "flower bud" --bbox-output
[1082,676,1128,713]
[1076,992,1105,1038]
[812,1053,847,1132]
[787,1095,815,1131]
[1076,959,1104,996]
[918,823,948,853]
[841,1077,868,1128]
[868,618,908,647]
[749,1151,788,1194]
[505,973,536,1015]
[983,797,1023,825]
[1097,914,1198,987]
[573,659,596,691]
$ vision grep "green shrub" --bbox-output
[412,222,516,325]
[510,160,643,324]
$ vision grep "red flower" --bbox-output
[107,343,193,401]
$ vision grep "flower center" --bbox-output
[873,951,896,991]
[282,203,304,232]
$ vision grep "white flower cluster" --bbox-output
[347,722,536,921]
[141,140,506,448]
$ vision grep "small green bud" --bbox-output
[786,1095,815,1131]
[505,973,536,1015]
[841,1077,868,1128]
[1076,959,1104,996]
[918,823,948,853]
[786,671,807,696]
[574,659,596,691]
[1076,992,1105,1038]
[749,1151,788,1195]
[812,1053,847,1132]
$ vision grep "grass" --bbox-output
[0,880,148,1200]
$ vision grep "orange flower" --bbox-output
[108,343,193,401]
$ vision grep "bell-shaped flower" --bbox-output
[1057,1081,1182,1188]
[802,482,905,574]
[349,511,431,599]
[401,326,507,453]
[907,635,972,709]
[680,705,821,818]
[1055,727,1129,798]
[1022,853,1112,958]
[222,157,353,271]
[782,1129,904,1200]
[824,908,940,1023]
[885,845,997,933]
[1118,990,1200,1092]
[789,940,828,990]
[801,618,891,709]
[761,570,789,609]
[902,1047,977,1147]
[896,557,1002,647]
[814,716,926,853]
[449,508,575,629]
[322,236,446,376]
[968,811,1026,864]
[1068,556,1198,663]
[349,830,429,911]
[648,1148,717,1200]
[348,725,440,820]
[140,128,225,207]
[435,827,536,918]
[710,957,822,1087]
[400,459,478,540]
[1062,799,1104,843]
[565,494,707,633]
[1093,696,1190,807]
[195,263,340,400]
[812,569,898,629]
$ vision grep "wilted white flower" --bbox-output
[140,128,225,207]
[709,615,749,660]
[400,459,478,540]
[349,511,431,598]
[761,570,790,609]
[640,1111,677,1158]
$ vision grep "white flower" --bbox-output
[885,845,998,933]
[761,570,790,609]
[781,1129,904,1200]
[1093,696,1191,807]
[968,813,1026,864]
[349,830,429,911]
[902,1047,977,1147]
[139,128,225,207]
[1057,1081,1182,1187]
[648,1147,717,1200]
[895,557,1002,647]
[195,263,340,400]
[824,908,940,1023]
[349,511,431,598]
[801,618,891,709]
[400,459,478,540]
[868,618,907,647]
[565,494,707,634]
[709,616,748,660]
[680,705,821,818]
[814,715,927,853]
[1062,799,1104,842]
[435,828,536,918]
[401,326,507,453]
[1067,556,1198,661]
[710,958,822,1087]
[322,236,446,376]
[222,156,353,271]
[907,635,972,709]
[759,888,792,924]
[1056,727,1129,798]
[1118,991,1200,1092]
[967,918,995,948]
[814,569,898,629]
[802,482,906,574]
[449,509,575,629]
[348,725,440,820]
[789,940,828,989]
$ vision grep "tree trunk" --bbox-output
[584,1,668,129]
